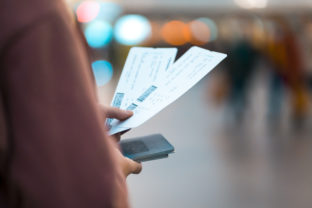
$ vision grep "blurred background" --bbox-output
[66,0,312,207]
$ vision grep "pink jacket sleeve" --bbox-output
[0,3,129,208]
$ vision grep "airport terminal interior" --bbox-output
[67,0,312,207]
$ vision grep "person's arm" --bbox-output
[2,8,134,208]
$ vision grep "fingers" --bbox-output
[114,147,142,177]
[106,107,133,121]
[125,158,142,175]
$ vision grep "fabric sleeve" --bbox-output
[1,9,128,208]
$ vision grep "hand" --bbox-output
[105,106,133,121]
[113,146,142,177]
[101,106,141,176]
[101,106,133,142]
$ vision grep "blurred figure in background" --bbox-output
[0,0,141,207]
[265,17,309,127]
[211,15,311,129]
[300,17,312,102]
[220,18,259,123]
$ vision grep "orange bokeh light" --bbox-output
[161,20,191,46]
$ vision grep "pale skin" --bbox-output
[101,106,142,177]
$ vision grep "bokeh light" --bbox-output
[234,0,268,9]
[161,20,191,46]
[114,14,151,45]
[84,20,113,48]
[189,20,211,45]
[76,1,100,23]
[197,18,218,42]
[97,2,123,23]
[92,60,113,86]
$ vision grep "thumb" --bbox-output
[106,107,133,121]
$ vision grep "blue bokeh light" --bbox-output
[97,2,123,23]
[114,14,151,45]
[85,21,113,48]
[92,60,113,86]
